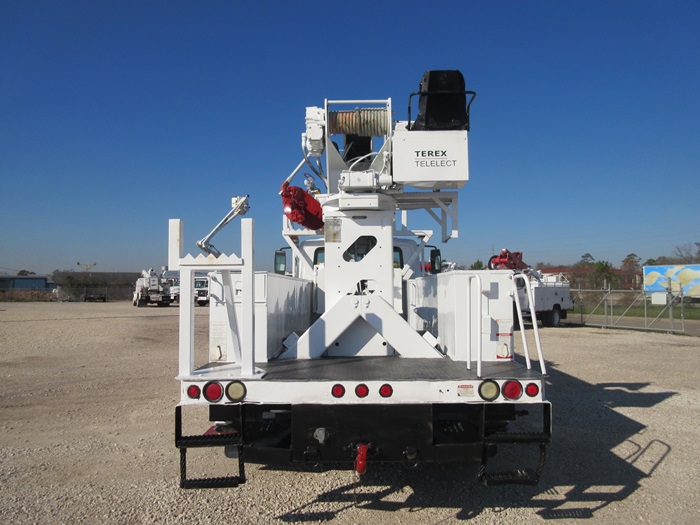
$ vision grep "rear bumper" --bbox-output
[179,400,549,463]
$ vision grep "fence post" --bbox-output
[644,286,648,328]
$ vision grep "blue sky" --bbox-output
[1,0,698,275]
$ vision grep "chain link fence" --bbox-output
[569,287,694,333]
[0,284,135,302]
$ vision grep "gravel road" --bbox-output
[1,301,699,524]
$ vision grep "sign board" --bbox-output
[643,265,700,297]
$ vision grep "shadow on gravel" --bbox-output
[276,363,674,522]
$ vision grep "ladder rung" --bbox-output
[480,469,539,486]
[177,432,241,448]
[181,476,244,489]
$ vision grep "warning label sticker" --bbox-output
[457,384,474,397]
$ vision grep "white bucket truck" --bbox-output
[169,71,551,489]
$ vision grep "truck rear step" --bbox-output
[478,403,551,486]
[175,405,246,489]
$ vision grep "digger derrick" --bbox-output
[170,70,551,489]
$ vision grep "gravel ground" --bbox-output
[1,301,699,524]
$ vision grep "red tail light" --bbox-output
[186,385,201,399]
[331,384,345,398]
[502,380,523,400]
[525,383,540,397]
[203,381,223,402]
[379,384,393,398]
[355,384,369,398]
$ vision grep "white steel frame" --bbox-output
[170,218,264,380]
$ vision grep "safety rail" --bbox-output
[169,218,262,380]
[512,273,547,375]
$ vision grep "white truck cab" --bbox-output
[194,275,209,306]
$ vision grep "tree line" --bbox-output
[463,242,700,290]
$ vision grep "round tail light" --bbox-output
[379,384,393,398]
[502,380,523,400]
[203,381,223,402]
[525,383,540,397]
[355,384,369,398]
[226,381,247,402]
[478,380,500,401]
[331,384,345,398]
[186,385,201,399]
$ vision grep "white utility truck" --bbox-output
[194,274,209,306]
[169,71,551,489]
[526,273,574,327]
[488,249,574,327]
[132,268,171,307]
[163,270,180,303]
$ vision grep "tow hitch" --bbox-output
[354,443,370,474]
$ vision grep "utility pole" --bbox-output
[77,262,96,272]
[76,262,96,301]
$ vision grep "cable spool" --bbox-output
[328,108,387,137]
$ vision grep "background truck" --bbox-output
[526,272,575,327]
[170,70,551,489]
[163,269,180,303]
[194,274,209,306]
[489,249,574,327]
[132,268,172,307]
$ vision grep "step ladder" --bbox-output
[478,403,551,486]
[175,405,246,489]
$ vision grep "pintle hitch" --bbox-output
[353,443,371,474]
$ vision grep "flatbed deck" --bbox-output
[192,355,543,382]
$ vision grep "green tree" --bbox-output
[17,269,36,276]
[468,259,484,270]
[592,260,615,288]
[620,253,641,289]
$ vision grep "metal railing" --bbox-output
[512,274,547,375]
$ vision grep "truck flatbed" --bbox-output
[192,355,541,382]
